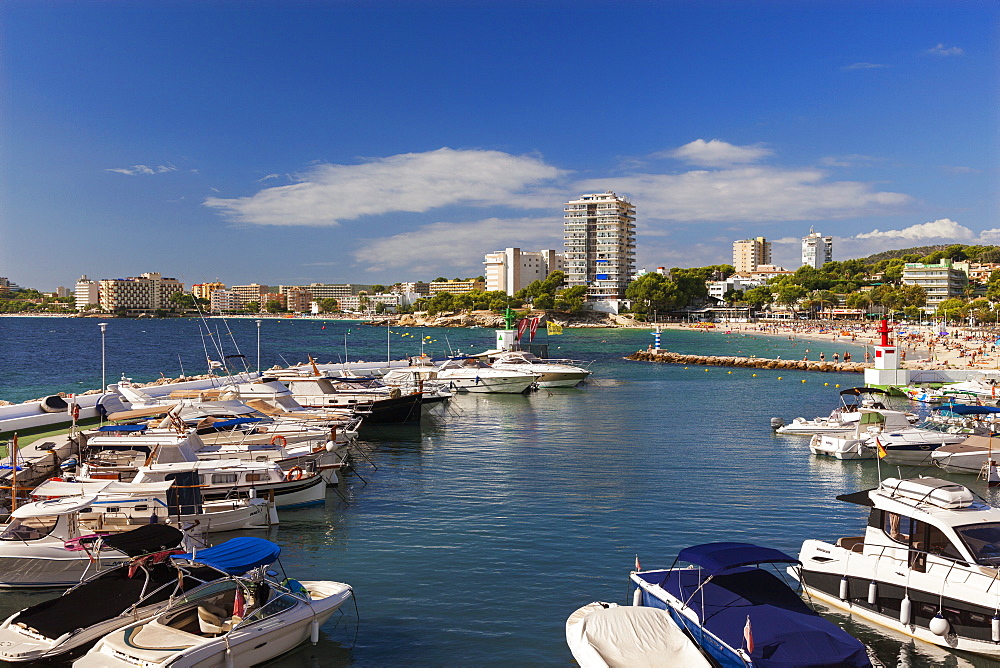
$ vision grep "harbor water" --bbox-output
[0,316,997,667]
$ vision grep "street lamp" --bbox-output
[255,319,262,374]
[98,322,107,393]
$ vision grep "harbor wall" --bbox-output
[626,349,865,373]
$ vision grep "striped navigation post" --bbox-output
[652,325,661,352]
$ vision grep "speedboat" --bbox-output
[565,601,711,667]
[874,421,973,464]
[435,357,539,394]
[774,387,906,436]
[796,477,1000,657]
[488,351,591,388]
[630,542,872,667]
[0,536,279,663]
[809,409,914,460]
[76,568,353,667]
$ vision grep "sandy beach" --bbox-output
[653,321,1000,372]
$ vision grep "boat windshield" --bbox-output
[954,522,1000,565]
[0,515,59,541]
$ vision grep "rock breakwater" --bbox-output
[626,349,865,373]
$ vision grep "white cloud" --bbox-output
[575,167,911,223]
[204,148,566,226]
[855,218,974,240]
[842,62,889,71]
[657,139,772,167]
[352,217,562,274]
[928,43,963,56]
[106,164,177,176]
[819,154,885,168]
[978,229,1000,243]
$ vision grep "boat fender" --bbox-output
[929,613,949,636]
[225,646,234,668]
[867,581,878,605]
[311,618,320,644]
[992,615,1000,642]
[632,586,642,607]
[325,440,337,452]
[899,596,911,625]
[839,576,850,601]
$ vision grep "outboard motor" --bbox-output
[770,417,785,431]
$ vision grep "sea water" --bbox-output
[0,317,994,667]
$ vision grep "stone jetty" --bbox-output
[626,349,865,373]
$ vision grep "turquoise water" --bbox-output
[0,317,995,666]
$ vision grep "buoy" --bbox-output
[705,369,709,372]
[632,587,643,606]
[727,371,732,374]
[839,576,849,601]
[311,618,320,644]
[777,376,783,380]
[801,379,807,383]
[929,612,949,636]
[868,581,878,605]
[824,382,829,386]
[900,595,911,625]
[992,614,1000,642]
[752,373,757,377]
[835,384,840,388]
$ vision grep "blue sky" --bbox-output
[1,0,996,291]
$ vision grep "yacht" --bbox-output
[796,476,1000,657]
[809,409,913,460]
[435,357,539,394]
[488,351,591,388]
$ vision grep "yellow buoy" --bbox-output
[824,382,829,386]
[777,377,783,380]
[801,379,807,383]
[727,371,732,374]
[752,374,757,377]
[835,384,840,388]
[705,369,709,372]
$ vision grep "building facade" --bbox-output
[901,259,969,311]
[563,191,636,305]
[732,237,771,273]
[801,229,833,269]
[483,247,564,295]
[284,287,313,313]
[230,284,267,308]
[428,279,486,295]
[210,290,241,313]
[191,281,225,302]
[75,275,100,311]
[99,272,184,313]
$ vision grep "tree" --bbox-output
[742,286,773,310]
[554,285,588,313]
[169,292,196,310]
[264,300,285,313]
[370,284,386,294]
[316,298,340,313]
[625,273,683,315]
[775,285,807,312]
[244,301,260,313]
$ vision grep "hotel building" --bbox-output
[733,237,771,273]
[801,229,833,269]
[99,272,184,314]
[563,191,636,308]
[483,248,564,295]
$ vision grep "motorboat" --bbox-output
[278,373,424,424]
[488,350,591,388]
[435,357,539,394]
[565,601,711,667]
[809,409,913,460]
[874,421,976,464]
[630,542,872,667]
[796,476,1000,657]
[76,568,353,667]
[925,403,1000,435]
[932,433,1000,475]
[0,536,279,663]
[773,387,908,436]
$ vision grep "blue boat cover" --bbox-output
[205,417,261,428]
[172,537,280,575]
[677,542,799,577]
[98,424,148,432]
[934,405,1000,415]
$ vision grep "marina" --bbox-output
[3,316,1000,665]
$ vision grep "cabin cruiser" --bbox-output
[487,351,591,388]
[796,477,1000,658]
[435,357,539,394]
[0,536,278,663]
[773,387,913,436]
[925,404,1000,435]
[630,542,871,667]
[277,373,424,424]
[76,562,353,667]
[809,409,914,460]
[932,433,1000,476]
[875,420,981,464]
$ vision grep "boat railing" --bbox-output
[851,541,1000,590]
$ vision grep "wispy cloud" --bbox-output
[928,43,963,56]
[106,164,177,176]
[204,148,566,226]
[941,165,979,174]
[654,139,772,167]
[842,62,889,71]
[819,154,886,168]
[352,217,562,274]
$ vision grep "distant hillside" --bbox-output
[862,246,950,264]
[862,244,1000,265]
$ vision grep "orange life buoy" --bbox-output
[287,466,304,481]
[270,434,288,447]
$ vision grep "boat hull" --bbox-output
[809,434,873,459]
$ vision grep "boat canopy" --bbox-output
[836,489,876,507]
[173,537,280,575]
[32,480,175,498]
[676,542,799,577]
[97,424,148,432]
[106,404,178,422]
[839,387,889,396]
[100,524,184,556]
[933,405,1000,416]
[195,416,261,428]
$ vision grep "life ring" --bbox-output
[287,466,304,481]
[270,435,287,447]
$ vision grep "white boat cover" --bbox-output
[31,480,175,498]
[565,602,711,668]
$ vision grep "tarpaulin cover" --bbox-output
[101,524,184,556]
[201,417,261,428]
[934,405,1000,415]
[97,424,149,432]
[676,542,799,577]
[173,537,280,575]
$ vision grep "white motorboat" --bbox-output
[809,409,914,460]
[796,476,1000,658]
[565,601,711,668]
[76,575,353,667]
[435,357,539,394]
[874,422,974,464]
[0,536,279,663]
[488,351,591,388]
[774,387,905,436]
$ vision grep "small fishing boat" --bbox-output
[630,542,871,667]
[796,477,1000,657]
[566,601,711,667]
[0,536,279,663]
[76,569,353,667]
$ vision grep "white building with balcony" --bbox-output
[484,247,564,295]
[902,259,968,311]
[564,191,636,312]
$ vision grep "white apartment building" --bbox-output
[902,259,969,311]
[99,272,184,313]
[338,292,405,312]
[733,237,772,273]
[564,191,636,309]
[707,276,766,301]
[210,290,241,313]
[801,229,833,269]
[75,275,100,311]
[483,247,564,295]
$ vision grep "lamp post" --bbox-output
[98,322,107,393]
[255,319,262,373]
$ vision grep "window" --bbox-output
[954,523,1000,565]
[0,515,59,541]
[212,474,238,485]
